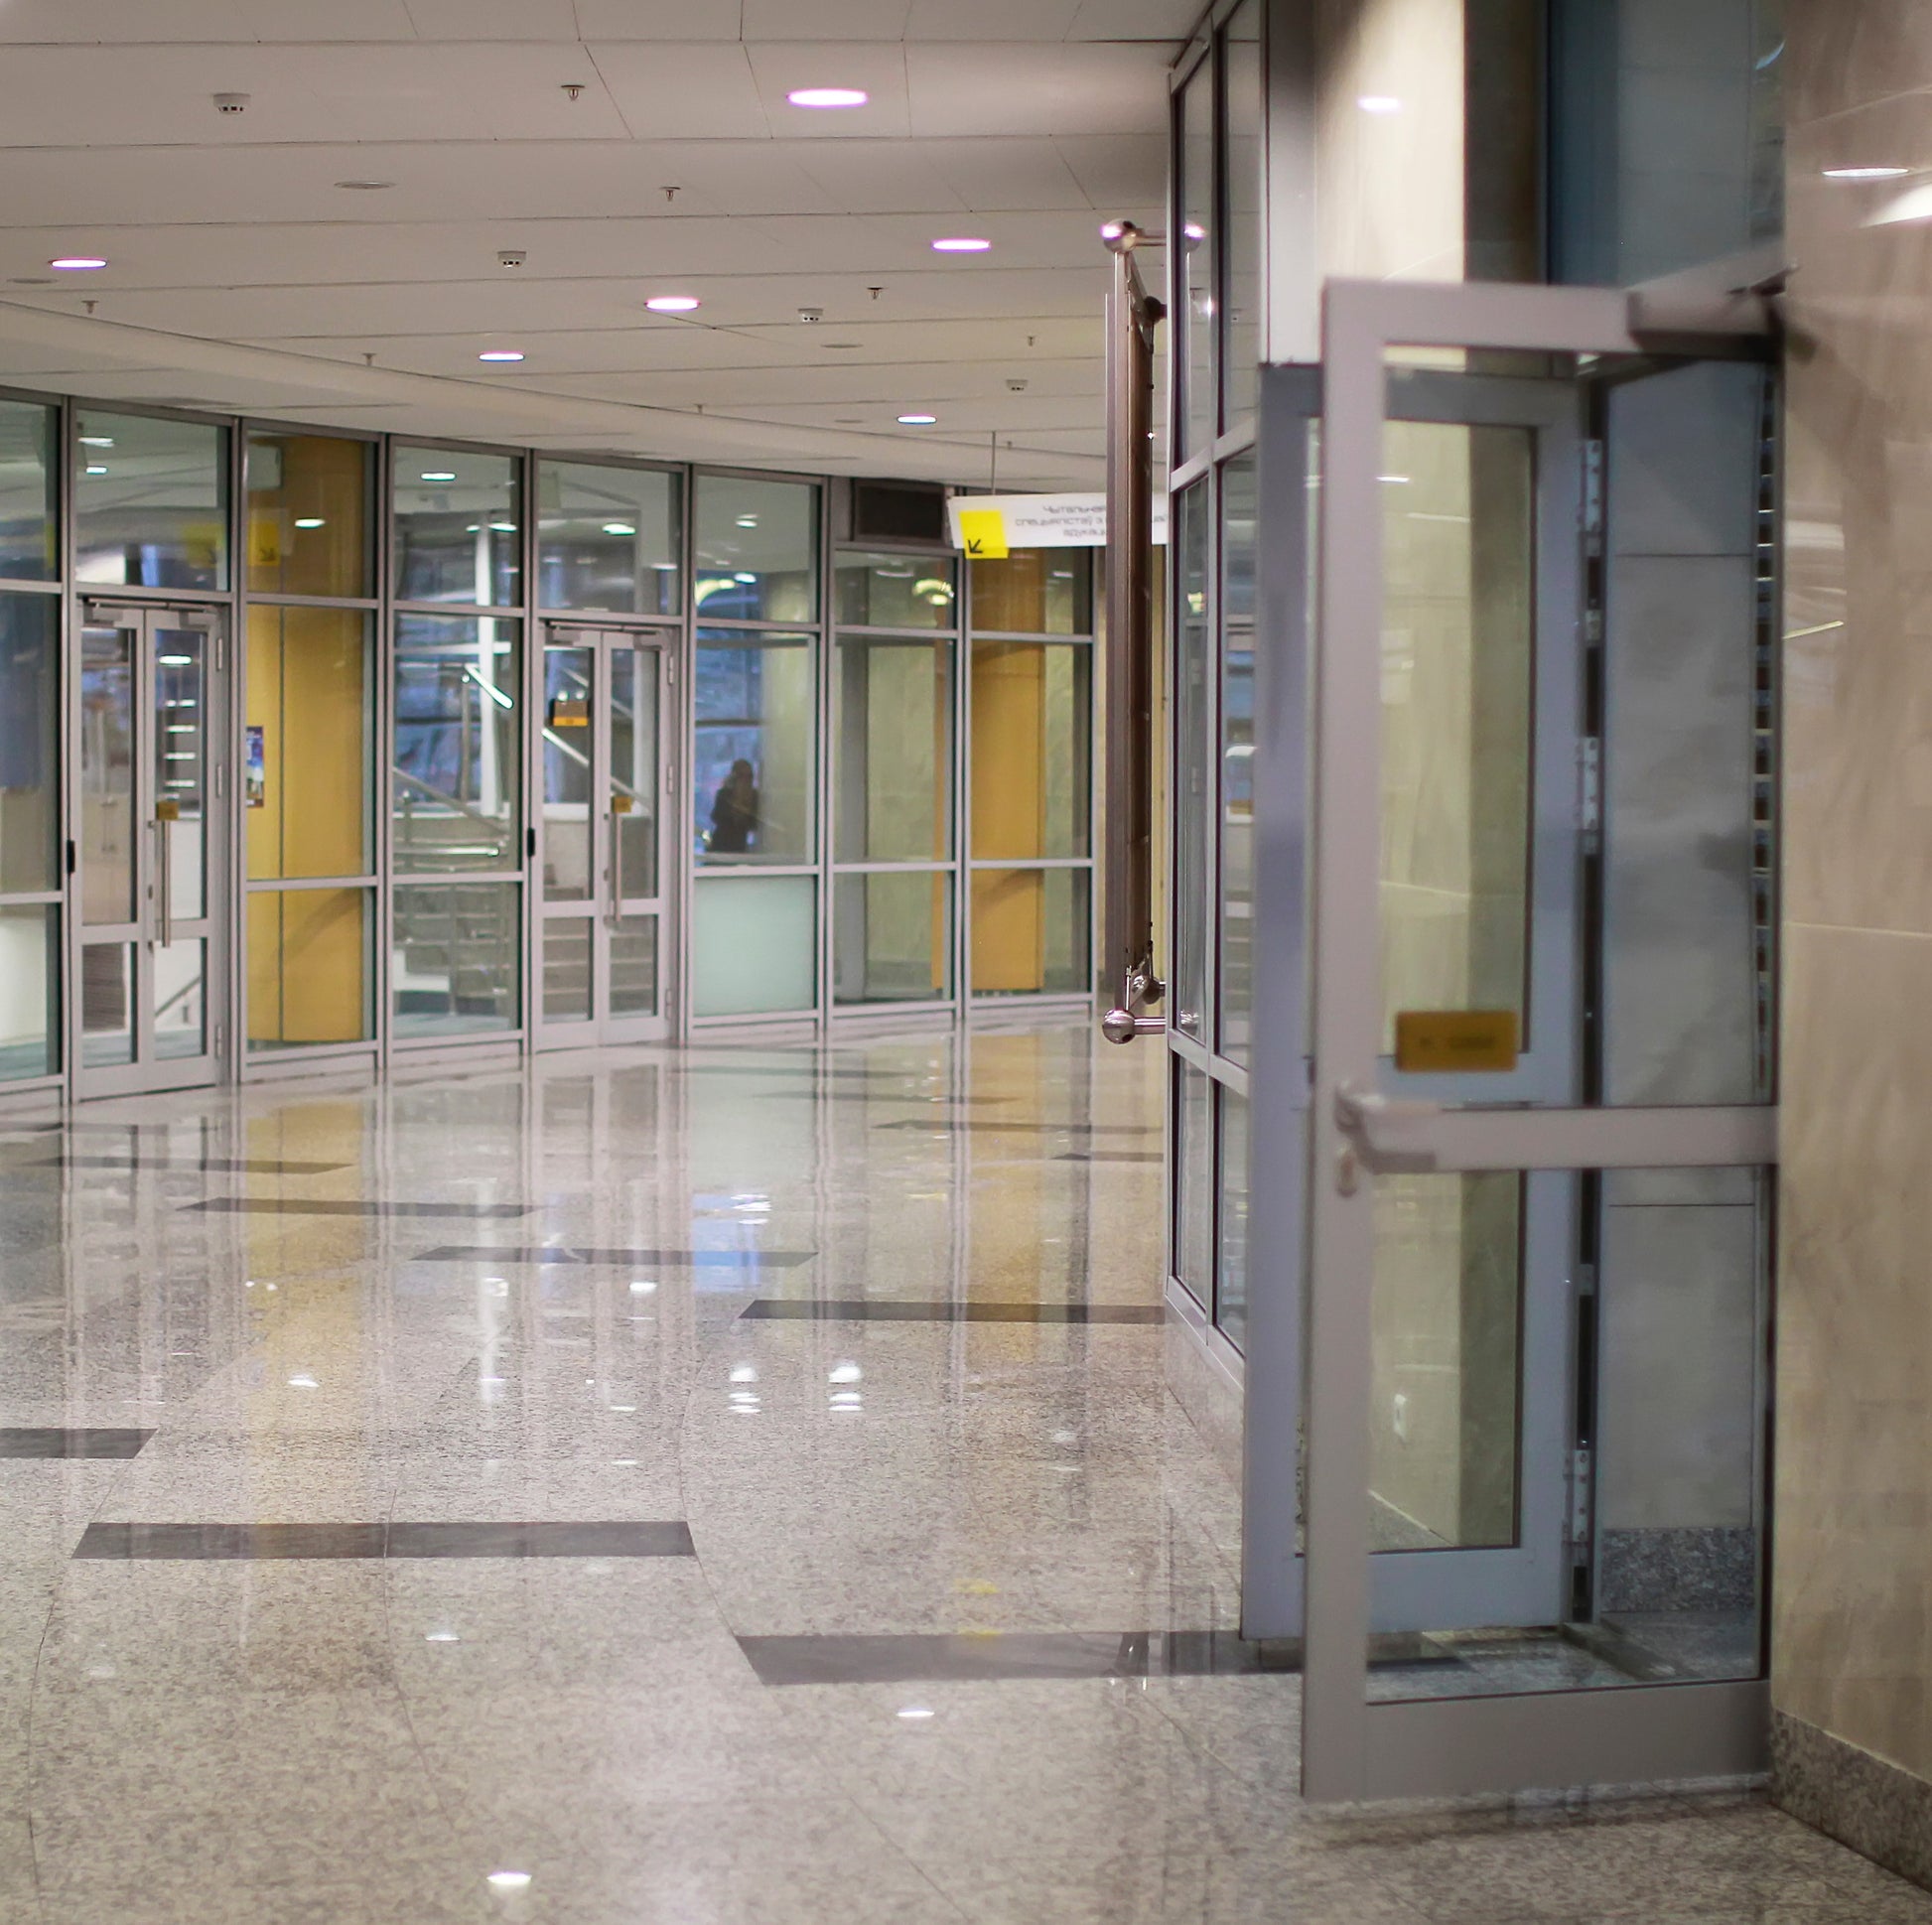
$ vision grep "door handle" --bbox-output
[610,793,631,925]
[1332,1082,1443,1178]
[153,799,179,948]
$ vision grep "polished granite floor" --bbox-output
[0,1021,1925,1924]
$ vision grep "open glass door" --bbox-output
[1248,278,1779,1799]
[535,626,674,1046]
[75,603,230,1096]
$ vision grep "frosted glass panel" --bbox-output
[692,875,815,1017]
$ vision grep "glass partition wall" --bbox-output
[1166,0,1264,1356]
[0,396,1104,1109]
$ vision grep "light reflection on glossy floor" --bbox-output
[0,1021,1925,1924]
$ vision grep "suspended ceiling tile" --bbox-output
[1065,0,1207,37]
[588,43,769,141]
[571,0,744,38]
[901,0,1085,40]
[0,0,417,43]
[1054,133,1169,209]
[913,138,1089,213]
[904,42,1171,138]
[401,0,583,38]
[740,0,913,35]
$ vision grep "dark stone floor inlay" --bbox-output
[32,1156,352,1176]
[1057,1152,1165,1164]
[73,1520,695,1560]
[186,1198,530,1219]
[416,1245,817,1268]
[738,1630,1464,1686]
[742,1300,1165,1324]
[0,1428,153,1459]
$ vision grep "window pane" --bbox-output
[538,461,680,616]
[970,642,1090,861]
[1222,0,1263,428]
[692,875,815,1017]
[0,592,59,894]
[835,871,951,1004]
[246,607,371,882]
[543,918,594,1024]
[80,944,133,1066]
[969,551,1091,635]
[393,882,520,1035]
[245,433,372,598]
[1173,1060,1214,1307]
[837,551,956,629]
[393,616,522,873]
[1178,57,1217,458]
[79,620,135,926]
[835,640,951,862]
[395,447,520,607]
[0,904,57,1080]
[0,400,56,580]
[75,411,228,591]
[247,888,370,1050]
[1218,456,1257,1060]
[154,937,207,1060]
[611,913,659,1017]
[1379,421,1533,1051]
[695,475,817,622]
[541,645,595,903]
[1216,1084,1249,1350]
[969,867,1088,996]
[1173,481,1211,1042]
[695,630,814,865]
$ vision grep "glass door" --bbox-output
[75,604,230,1096]
[1247,280,1779,1800]
[535,626,672,1046]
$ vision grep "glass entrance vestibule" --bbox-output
[0,393,1107,1111]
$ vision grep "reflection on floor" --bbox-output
[0,1021,1922,1923]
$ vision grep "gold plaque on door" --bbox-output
[155,800,181,823]
[548,698,590,727]
[611,794,634,815]
[1394,1010,1519,1073]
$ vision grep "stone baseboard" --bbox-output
[1773,1709,1932,1892]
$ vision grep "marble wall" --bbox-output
[1773,0,1932,1877]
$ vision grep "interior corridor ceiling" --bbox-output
[0,0,1193,487]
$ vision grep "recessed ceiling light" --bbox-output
[646,295,701,313]
[335,180,395,191]
[479,349,524,362]
[486,1872,532,1892]
[50,256,107,271]
[736,514,759,528]
[421,471,457,481]
[602,522,636,536]
[78,435,113,448]
[898,413,937,425]
[1357,94,1401,113]
[295,517,326,529]
[1824,165,1911,180]
[931,237,991,253]
[787,87,868,108]
[734,572,758,584]
[84,465,108,476]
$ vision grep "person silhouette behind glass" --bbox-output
[710,757,759,854]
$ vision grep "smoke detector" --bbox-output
[497,250,527,269]
[797,307,824,325]
[1007,377,1029,392]
[213,92,250,114]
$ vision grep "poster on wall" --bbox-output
[244,726,265,808]
[946,491,1169,556]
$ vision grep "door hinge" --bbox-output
[664,763,675,795]
[214,765,226,800]
[1577,736,1601,849]
[1567,1445,1594,1547]
[1583,438,1605,553]
[215,1022,227,1059]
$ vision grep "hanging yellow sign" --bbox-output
[1394,1010,1520,1074]
[955,508,1009,560]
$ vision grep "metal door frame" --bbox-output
[534,622,675,1047]
[71,600,231,1099]
[1284,278,1775,1801]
